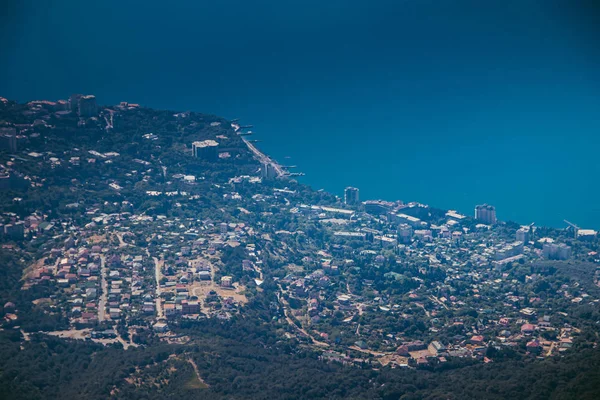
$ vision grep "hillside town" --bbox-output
[2,95,600,370]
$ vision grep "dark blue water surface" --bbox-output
[1,0,599,228]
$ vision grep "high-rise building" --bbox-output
[261,162,277,180]
[475,204,496,225]
[543,243,571,260]
[69,94,82,112]
[516,227,530,243]
[0,127,17,153]
[4,221,24,240]
[69,94,97,117]
[78,95,97,117]
[344,187,359,205]
[220,222,228,234]
[192,140,219,161]
[397,223,413,244]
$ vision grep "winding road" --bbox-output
[276,289,329,347]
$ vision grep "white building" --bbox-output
[261,162,277,180]
[394,213,423,227]
[475,204,496,224]
[577,229,597,241]
[516,227,530,243]
[344,187,359,205]
[221,276,233,287]
[192,140,219,161]
[495,241,523,260]
[414,229,433,242]
[397,224,413,244]
[334,231,367,241]
[543,243,571,260]
[220,222,228,234]
[446,210,466,223]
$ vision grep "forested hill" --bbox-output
[0,99,262,220]
[1,317,600,399]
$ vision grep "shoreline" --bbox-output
[241,137,286,178]
[241,126,594,232]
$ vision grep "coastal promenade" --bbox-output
[242,137,286,177]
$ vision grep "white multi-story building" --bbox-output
[475,204,496,224]
[344,187,359,205]
[192,140,219,161]
[221,276,233,288]
[397,223,413,244]
[495,241,523,260]
[543,243,572,260]
[516,227,530,243]
[220,222,228,234]
[261,162,277,180]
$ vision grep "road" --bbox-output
[415,302,430,318]
[116,233,126,247]
[116,332,137,350]
[153,256,164,319]
[242,138,286,177]
[187,357,208,387]
[254,264,264,280]
[429,295,449,310]
[98,255,108,322]
[348,345,386,357]
[116,232,132,248]
[51,257,59,276]
[276,290,329,347]
[103,111,114,130]
[546,341,555,356]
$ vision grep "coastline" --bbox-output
[241,137,286,178]
[241,126,595,232]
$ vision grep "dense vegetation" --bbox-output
[1,241,599,400]
[1,321,600,399]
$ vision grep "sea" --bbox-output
[1,0,599,229]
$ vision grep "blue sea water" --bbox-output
[1,0,599,228]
